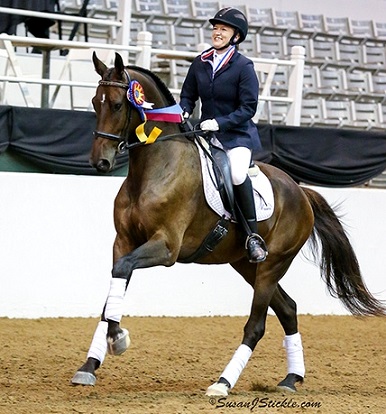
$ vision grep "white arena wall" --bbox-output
[0,171,385,319]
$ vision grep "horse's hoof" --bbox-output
[71,371,96,386]
[107,328,130,355]
[276,373,303,393]
[206,382,229,396]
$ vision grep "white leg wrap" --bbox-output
[220,344,252,389]
[283,332,305,377]
[104,278,127,323]
[86,320,108,365]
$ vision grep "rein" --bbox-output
[93,128,200,152]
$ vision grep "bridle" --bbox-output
[93,78,133,154]
[93,74,204,153]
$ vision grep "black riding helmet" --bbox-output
[209,7,248,44]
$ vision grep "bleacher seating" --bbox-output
[132,0,164,18]
[298,12,325,33]
[57,0,119,41]
[163,0,193,19]
[373,20,386,39]
[362,41,386,71]
[300,97,325,126]
[2,0,386,186]
[323,16,351,37]
[371,72,386,102]
[191,0,220,20]
[344,70,373,101]
[351,101,383,130]
[4,0,386,133]
[246,7,275,29]
[316,99,353,128]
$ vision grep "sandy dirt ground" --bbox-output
[0,315,385,414]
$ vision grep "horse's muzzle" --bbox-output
[90,158,112,173]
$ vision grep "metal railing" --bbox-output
[0,30,304,124]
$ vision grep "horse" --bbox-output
[71,52,386,396]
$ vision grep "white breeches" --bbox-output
[226,147,252,185]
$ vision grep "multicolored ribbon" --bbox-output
[127,80,183,144]
[144,104,184,123]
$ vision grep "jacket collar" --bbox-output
[201,46,237,78]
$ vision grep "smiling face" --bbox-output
[211,23,239,51]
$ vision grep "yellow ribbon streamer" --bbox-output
[136,121,162,145]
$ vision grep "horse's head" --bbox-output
[90,52,127,172]
[90,52,181,173]
[90,52,156,173]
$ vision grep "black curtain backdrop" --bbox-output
[0,106,128,174]
[255,123,386,186]
[1,105,386,186]
[0,0,56,35]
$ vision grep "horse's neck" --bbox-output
[129,138,198,185]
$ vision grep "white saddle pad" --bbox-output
[196,139,274,222]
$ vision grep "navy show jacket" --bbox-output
[180,48,262,151]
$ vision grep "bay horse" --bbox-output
[71,52,385,396]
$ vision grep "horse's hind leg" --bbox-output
[206,260,278,396]
[269,284,305,392]
[206,284,305,396]
[207,258,305,396]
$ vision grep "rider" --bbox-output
[180,7,268,263]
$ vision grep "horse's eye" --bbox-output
[91,97,98,110]
[113,103,122,112]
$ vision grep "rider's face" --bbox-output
[211,23,238,50]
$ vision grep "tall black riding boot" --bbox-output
[233,177,268,263]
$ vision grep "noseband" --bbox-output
[93,77,132,154]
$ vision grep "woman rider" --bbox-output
[180,7,268,263]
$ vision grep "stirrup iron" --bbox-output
[245,233,268,263]
[245,233,268,251]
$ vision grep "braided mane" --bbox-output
[127,65,177,107]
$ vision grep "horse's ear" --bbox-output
[114,53,125,75]
[93,51,107,78]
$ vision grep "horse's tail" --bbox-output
[302,186,386,317]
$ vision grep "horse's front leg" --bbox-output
[105,237,173,354]
[70,318,107,385]
[71,237,174,386]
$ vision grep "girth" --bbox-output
[179,215,229,263]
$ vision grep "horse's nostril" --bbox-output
[96,159,111,173]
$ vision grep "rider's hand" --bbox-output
[183,111,190,120]
[200,119,219,131]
